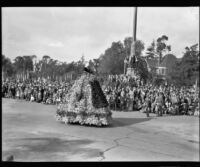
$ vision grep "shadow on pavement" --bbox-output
[66,117,154,128]
[3,137,101,161]
[110,117,152,128]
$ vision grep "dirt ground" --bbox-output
[2,98,199,161]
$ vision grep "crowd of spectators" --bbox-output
[2,74,199,117]
[103,74,199,117]
[2,79,74,105]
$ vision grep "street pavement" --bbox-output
[2,98,199,161]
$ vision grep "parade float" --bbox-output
[55,70,112,126]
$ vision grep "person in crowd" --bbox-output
[120,87,126,111]
[30,94,35,102]
[144,95,151,117]
[16,87,20,99]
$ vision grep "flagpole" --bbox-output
[129,7,137,65]
[133,7,137,42]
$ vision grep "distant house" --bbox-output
[145,57,158,72]
[146,54,177,80]
[156,66,167,76]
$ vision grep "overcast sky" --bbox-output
[2,7,199,63]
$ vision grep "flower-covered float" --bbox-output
[55,70,112,126]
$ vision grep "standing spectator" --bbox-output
[120,88,126,111]
[16,87,20,99]
[128,87,134,111]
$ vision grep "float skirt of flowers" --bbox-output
[56,73,112,126]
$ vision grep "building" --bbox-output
[146,54,178,80]
[156,66,167,79]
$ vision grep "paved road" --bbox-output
[2,98,199,161]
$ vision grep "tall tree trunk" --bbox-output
[23,71,25,81]
[2,71,4,82]
[159,53,162,66]
[27,71,29,80]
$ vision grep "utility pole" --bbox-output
[126,7,138,78]
[133,7,137,42]
[129,7,137,65]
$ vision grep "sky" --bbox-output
[2,7,199,63]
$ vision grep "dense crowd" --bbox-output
[2,79,74,105]
[2,74,199,117]
[103,75,199,117]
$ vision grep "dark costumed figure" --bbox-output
[55,67,112,126]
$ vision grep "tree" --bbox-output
[98,37,145,75]
[145,35,171,64]
[13,56,25,80]
[146,40,156,59]
[98,41,125,74]
[136,56,149,82]
[123,37,148,80]
[93,59,100,73]
[12,55,34,80]
[156,35,171,65]
[88,59,100,73]
[41,58,57,80]
[74,56,86,75]
[23,56,34,71]
[80,55,86,66]
[42,55,50,63]
[169,44,199,86]
[41,55,51,78]
[31,55,37,72]
[26,56,33,79]
[124,37,145,57]
[2,55,15,80]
